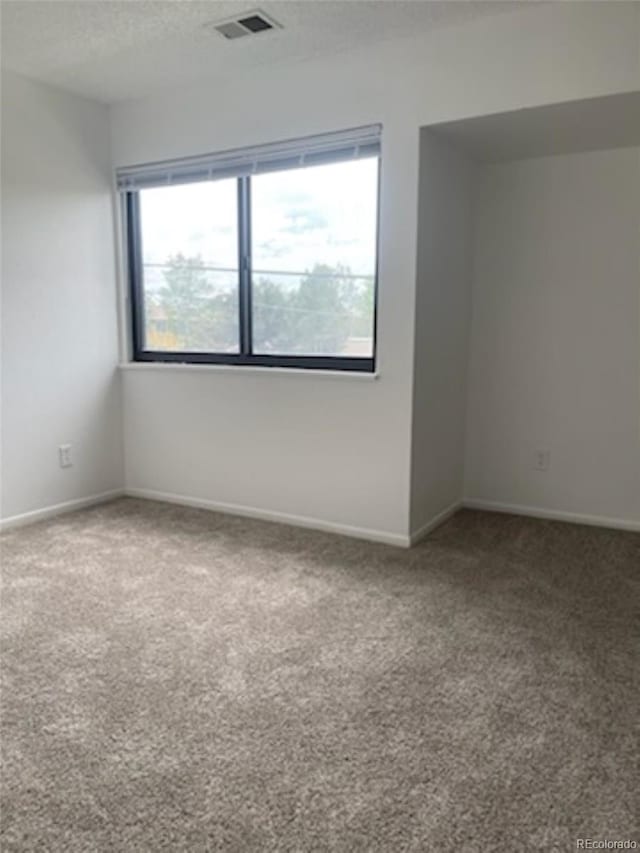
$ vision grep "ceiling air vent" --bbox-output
[210,10,281,40]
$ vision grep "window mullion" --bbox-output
[238,176,253,356]
[127,192,145,359]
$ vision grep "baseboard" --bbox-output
[0,489,126,533]
[409,501,463,546]
[125,487,411,547]
[463,498,640,533]
[4,487,633,542]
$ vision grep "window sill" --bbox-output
[118,362,379,380]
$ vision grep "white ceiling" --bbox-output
[0,0,525,103]
[428,92,640,162]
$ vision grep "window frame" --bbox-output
[126,160,380,373]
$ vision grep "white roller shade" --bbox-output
[116,124,381,192]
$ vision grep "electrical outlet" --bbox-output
[533,449,550,471]
[58,444,73,468]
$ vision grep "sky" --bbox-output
[139,157,379,291]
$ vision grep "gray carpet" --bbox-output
[1,498,638,852]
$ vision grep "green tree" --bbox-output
[158,253,208,347]
[153,257,372,355]
[252,278,293,352]
[252,263,370,355]
[155,254,237,351]
[350,278,375,338]
[291,264,352,354]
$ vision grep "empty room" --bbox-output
[1,1,638,850]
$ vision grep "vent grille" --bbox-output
[210,10,281,40]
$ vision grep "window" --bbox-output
[137,180,240,354]
[122,126,380,371]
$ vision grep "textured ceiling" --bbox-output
[430,92,640,162]
[0,0,525,103]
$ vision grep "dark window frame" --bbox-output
[126,161,380,372]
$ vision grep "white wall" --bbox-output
[465,147,640,528]
[113,38,425,545]
[410,132,474,537]
[1,71,123,523]
[109,1,640,543]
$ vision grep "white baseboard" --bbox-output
[125,487,411,548]
[4,487,634,543]
[0,489,126,533]
[410,501,462,546]
[463,498,640,533]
